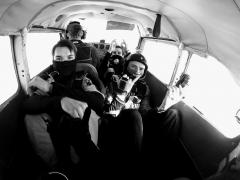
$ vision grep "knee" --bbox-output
[166,108,179,118]
[129,109,142,118]
[24,113,51,131]
[161,108,182,135]
[24,114,57,167]
[122,109,142,123]
[123,110,143,132]
[162,108,180,125]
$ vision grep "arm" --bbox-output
[52,81,104,115]
[77,91,104,116]
[104,75,141,116]
[138,85,152,117]
[158,85,184,112]
[90,46,101,71]
[23,93,89,121]
[103,92,127,117]
[98,52,112,85]
[24,77,89,119]
[22,95,62,115]
[99,52,111,77]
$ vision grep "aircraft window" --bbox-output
[26,33,60,78]
[80,19,139,52]
[141,39,240,138]
[184,54,240,138]
[0,36,18,104]
[141,40,188,85]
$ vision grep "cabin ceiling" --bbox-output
[1,0,240,85]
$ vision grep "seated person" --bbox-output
[98,53,150,172]
[66,21,101,72]
[99,45,125,86]
[23,39,104,177]
[99,53,200,179]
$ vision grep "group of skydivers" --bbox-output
[22,21,240,180]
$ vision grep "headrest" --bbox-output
[75,63,106,94]
[66,21,82,33]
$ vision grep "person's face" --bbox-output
[82,75,93,87]
[111,47,123,57]
[53,47,75,61]
[127,61,145,78]
[81,75,98,92]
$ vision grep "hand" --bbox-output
[32,89,49,96]
[107,67,115,73]
[27,76,52,95]
[176,73,190,88]
[118,74,141,93]
[46,76,55,84]
[109,39,117,52]
[164,85,184,110]
[230,159,240,171]
[61,97,88,119]
[83,84,98,92]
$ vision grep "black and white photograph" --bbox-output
[0,0,240,179]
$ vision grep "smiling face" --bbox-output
[126,61,146,78]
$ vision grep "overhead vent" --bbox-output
[31,25,44,29]
[106,21,135,30]
[105,8,114,11]
[55,14,65,22]
[30,25,63,33]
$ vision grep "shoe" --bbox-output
[206,158,240,180]
[218,141,240,172]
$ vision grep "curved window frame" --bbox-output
[0,36,19,108]
[140,37,240,138]
[140,37,189,86]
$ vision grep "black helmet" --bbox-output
[124,53,148,79]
